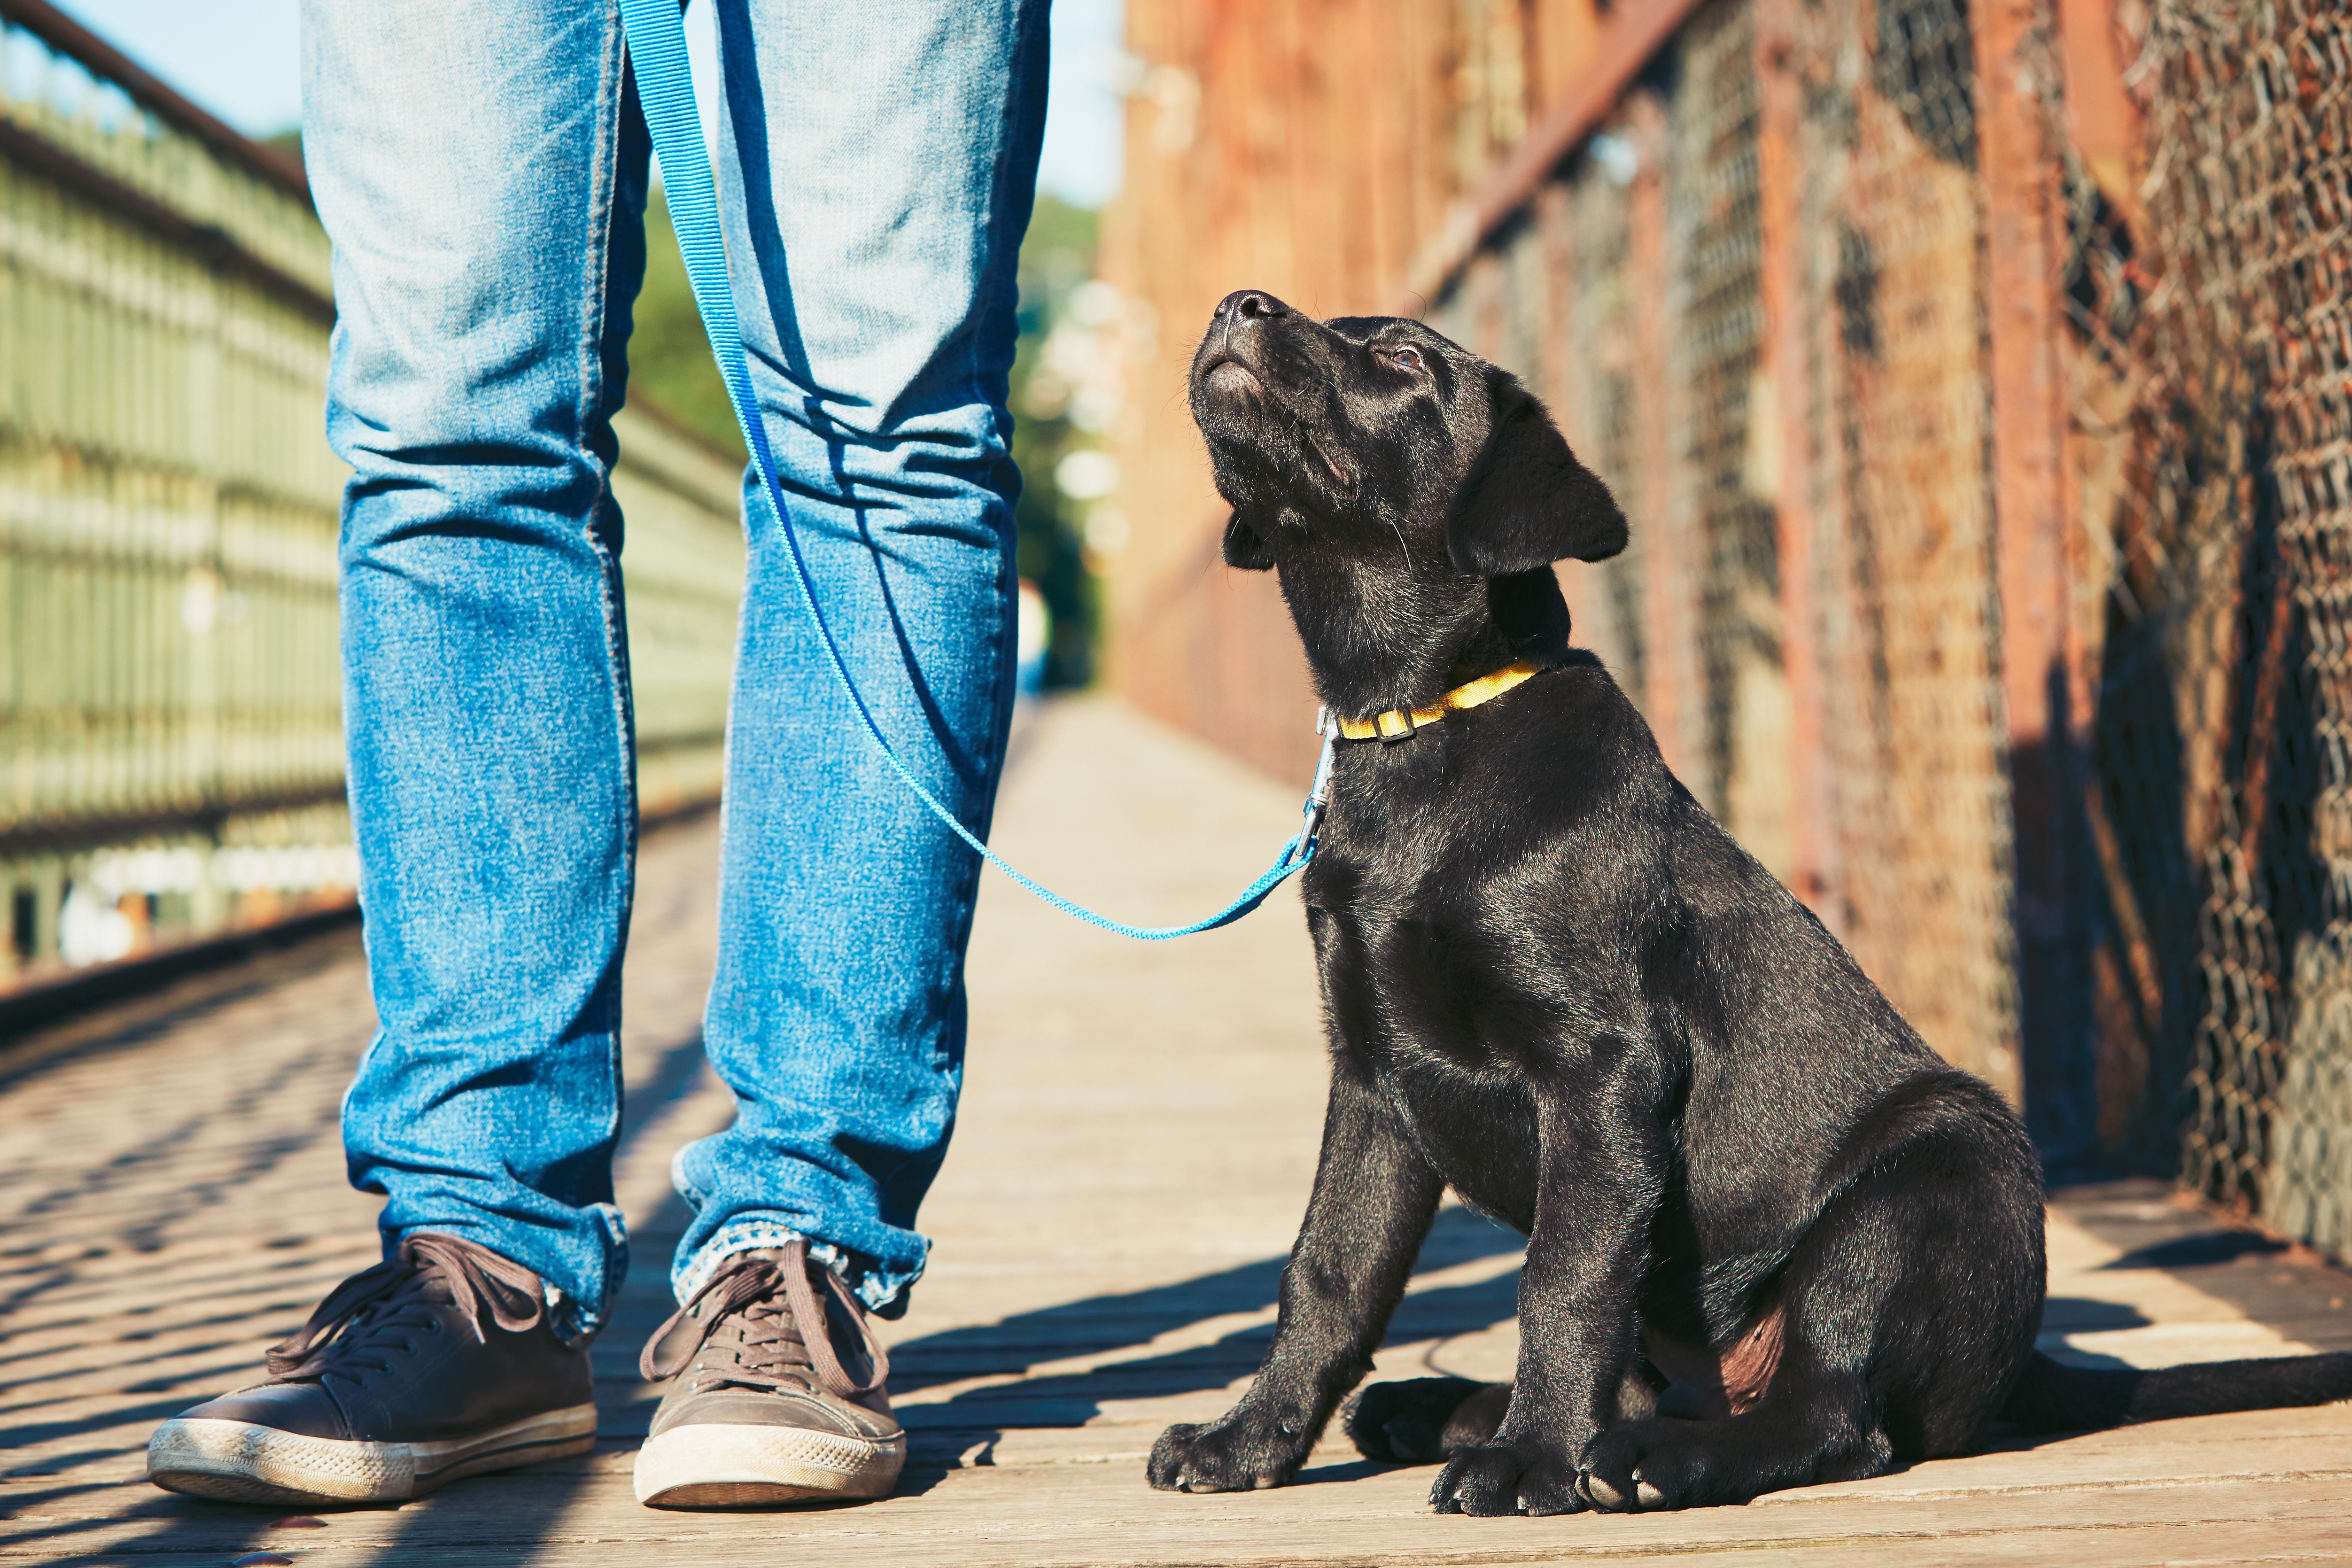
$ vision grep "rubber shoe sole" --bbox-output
[147,1404,598,1506]
[633,1421,906,1508]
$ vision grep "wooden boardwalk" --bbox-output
[7,697,2352,1566]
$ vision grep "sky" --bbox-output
[56,0,1126,208]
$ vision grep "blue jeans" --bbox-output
[303,0,1047,1339]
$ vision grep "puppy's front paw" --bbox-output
[1429,1439,1586,1516]
[1577,1418,1770,1511]
[1574,1426,1673,1511]
[1149,1414,1307,1493]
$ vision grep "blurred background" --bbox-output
[5,0,2352,1268]
[0,0,1129,994]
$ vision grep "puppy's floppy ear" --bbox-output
[1222,509,1278,570]
[1446,381,1628,575]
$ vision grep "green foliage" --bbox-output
[629,189,748,459]
[1009,195,1105,688]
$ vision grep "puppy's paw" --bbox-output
[1149,1414,1307,1494]
[1428,1439,1586,1516]
[1580,1420,1731,1504]
[1579,1419,1894,1511]
[1342,1377,1493,1464]
[1575,1425,1676,1512]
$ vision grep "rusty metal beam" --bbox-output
[1977,0,2088,1130]
[1751,0,1839,931]
[1400,0,1712,307]
[1627,99,1694,783]
[2054,0,2143,220]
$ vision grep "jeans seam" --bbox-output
[583,4,636,1338]
[968,0,1045,458]
[585,7,637,1008]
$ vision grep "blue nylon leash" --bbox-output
[614,0,1329,939]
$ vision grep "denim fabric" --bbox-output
[305,0,1045,1338]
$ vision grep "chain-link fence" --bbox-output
[1430,0,2022,1094]
[1404,0,2352,1245]
[2099,0,2352,1241]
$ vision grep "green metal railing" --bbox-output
[0,1,744,992]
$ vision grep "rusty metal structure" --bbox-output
[1105,0,2352,1242]
[0,0,744,997]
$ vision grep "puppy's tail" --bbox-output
[1999,1348,2352,1433]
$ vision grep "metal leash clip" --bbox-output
[1294,707,1340,858]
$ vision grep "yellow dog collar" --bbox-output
[1327,658,1551,742]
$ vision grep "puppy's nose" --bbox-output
[1215,289,1290,322]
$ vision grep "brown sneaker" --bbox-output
[632,1241,904,1507]
[147,1233,597,1506]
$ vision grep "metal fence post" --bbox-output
[1754,0,1837,931]
[1975,0,2096,1145]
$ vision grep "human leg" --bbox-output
[319,0,652,1343]
[147,0,658,1504]
[630,0,1047,1510]
[668,0,1049,1317]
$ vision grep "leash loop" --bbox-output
[615,0,1316,939]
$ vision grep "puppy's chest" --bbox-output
[1317,888,1496,1034]
[1312,903,1544,1225]
[1307,851,1564,1223]
[1307,883,1545,1073]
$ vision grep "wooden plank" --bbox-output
[19,1454,2352,1567]
[9,701,2352,1566]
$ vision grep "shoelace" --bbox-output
[638,1240,889,1403]
[266,1233,545,1383]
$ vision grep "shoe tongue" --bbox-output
[736,1248,800,1266]
[394,1234,546,1335]
[393,1244,470,1304]
[402,1266,460,1308]
[685,1250,886,1403]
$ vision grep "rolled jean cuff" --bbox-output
[671,1216,914,1317]
[390,1200,627,1349]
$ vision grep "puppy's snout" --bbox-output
[1196,289,1300,415]
[1215,289,1290,323]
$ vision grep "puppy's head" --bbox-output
[1188,290,1626,579]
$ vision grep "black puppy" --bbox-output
[1148,288,2352,1517]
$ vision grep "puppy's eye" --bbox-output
[1383,346,1426,371]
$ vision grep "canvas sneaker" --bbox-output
[147,1233,597,1506]
[632,1241,904,1507]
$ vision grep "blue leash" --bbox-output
[614,0,1329,939]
